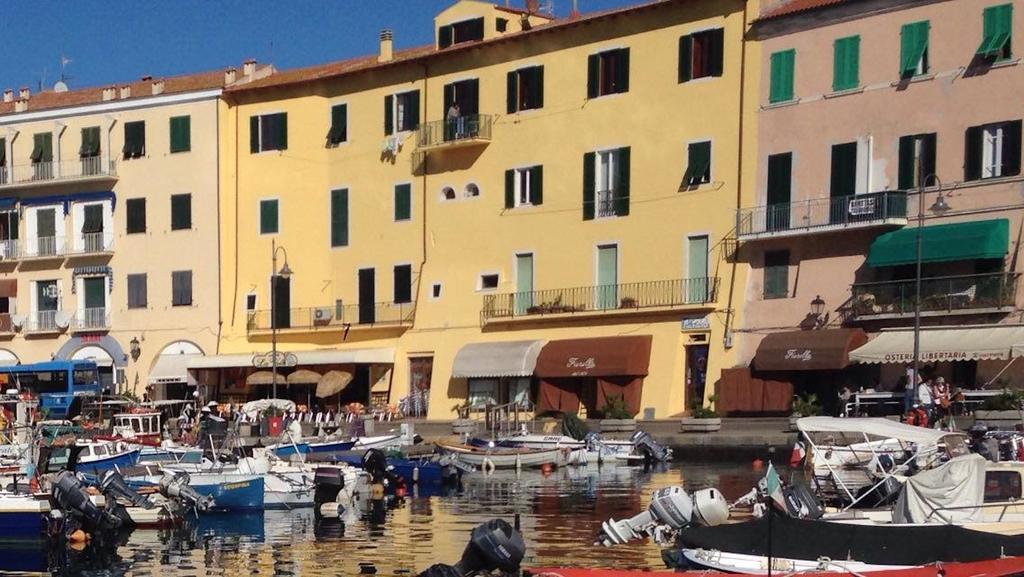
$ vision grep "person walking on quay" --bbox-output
[932,376,951,424]
[903,365,919,415]
[917,376,934,424]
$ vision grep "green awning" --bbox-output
[866,218,1009,267]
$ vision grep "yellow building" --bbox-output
[0,63,270,397]
[214,0,759,419]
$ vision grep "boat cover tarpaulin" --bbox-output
[240,399,296,420]
[893,454,986,524]
[674,511,1024,566]
[796,416,963,447]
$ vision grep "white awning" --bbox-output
[149,354,199,385]
[0,350,18,367]
[71,345,114,367]
[187,347,395,369]
[797,416,964,446]
[849,325,1024,364]
[452,340,546,379]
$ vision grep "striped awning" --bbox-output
[452,340,546,379]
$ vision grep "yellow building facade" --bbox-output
[215,0,758,419]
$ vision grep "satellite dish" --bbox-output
[54,81,69,93]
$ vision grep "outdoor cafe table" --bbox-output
[844,389,1004,416]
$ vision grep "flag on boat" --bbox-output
[763,461,787,509]
[789,440,806,466]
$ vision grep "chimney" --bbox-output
[224,67,237,85]
[378,29,394,63]
[120,85,131,99]
[525,0,539,13]
[14,100,27,113]
[2,89,12,103]
[141,75,152,82]
[102,86,116,101]
[243,59,257,77]
[18,87,29,100]
[152,79,164,95]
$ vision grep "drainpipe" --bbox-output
[230,98,241,331]
[215,96,223,354]
[416,62,429,316]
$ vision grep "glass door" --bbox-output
[687,236,709,303]
[514,253,533,316]
[595,245,618,310]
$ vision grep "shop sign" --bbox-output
[784,349,813,362]
[682,316,710,331]
[566,356,597,376]
[252,351,298,368]
[882,351,973,362]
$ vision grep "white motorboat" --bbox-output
[436,442,568,469]
[682,548,913,575]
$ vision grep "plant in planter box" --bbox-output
[681,395,720,432]
[691,394,719,418]
[619,296,638,309]
[600,395,634,420]
[980,389,1024,411]
[791,393,822,417]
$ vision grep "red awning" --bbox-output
[753,328,868,371]
[534,335,653,378]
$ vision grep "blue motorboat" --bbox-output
[270,438,356,458]
[0,493,51,539]
[328,454,455,485]
[128,473,265,511]
[74,440,140,473]
[308,439,356,454]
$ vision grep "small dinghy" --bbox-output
[436,442,568,469]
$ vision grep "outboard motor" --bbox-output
[51,470,121,533]
[314,466,346,508]
[630,430,672,463]
[418,519,525,577]
[159,471,213,511]
[362,449,399,486]
[99,470,153,509]
[597,486,729,546]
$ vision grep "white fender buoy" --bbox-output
[482,457,496,474]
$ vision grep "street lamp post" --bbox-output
[270,239,293,399]
[912,174,950,390]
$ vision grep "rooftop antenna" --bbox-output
[59,54,73,82]
[37,67,47,94]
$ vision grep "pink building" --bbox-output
[734,0,1024,415]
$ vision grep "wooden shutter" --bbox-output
[506,71,518,113]
[0,138,6,167]
[394,184,411,221]
[331,188,349,247]
[278,113,288,150]
[439,25,453,49]
[766,153,792,205]
[127,274,147,309]
[172,271,193,306]
[769,50,794,103]
[329,104,347,144]
[384,95,394,135]
[921,133,937,183]
[530,165,543,206]
[763,251,790,299]
[708,28,725,77]
[505,169,515,209]
[250,116,260,152]
[126,198,146,234]
[462,81,479,116]
[583,152,595,220]
[615,49,630,93]
[615,147,630,216]
[587,54,600,98]
[170,116,191,153]
[172,194,191,230]
[532,66,544,109]
[272,276,289,328]
[393,264,412,304]
[39,133,53,162]
[964,126,984,181]
[406,90,420,130]
[833,36,859,91]
[80,127,100,156]
[1002,120,1022,177]
[897,135,916,190]
[260,200,278,234]
[679,35,693,82]
[469,17,484,41]
[829,142,857,197]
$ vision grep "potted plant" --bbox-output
[975,387,1024,431]
[619,296,638,309]
[599,395,636,433]
[789,393,822,431]
[680,395,721,433]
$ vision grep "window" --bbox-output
[683,141,712,187]
[978,4,1013,60]
[587,48,630,98]
[126,198,146,234]
[170,115,191,153]
[330,188,348,247]
[80,126,101,158]
[830,142,858,197]
[431,283,442,299]
[464,183,480,198]
[439,17,484,48]
[763,250,790,299]
[127,274,147,309]
[496,18,508,32]
[479,273,499,291]
[985,471,1022,502]
[898,133,937,189]
[249,112,288,153]
[394,183,411,221]
[769,49,795,103]
[441,186,456,201]
[965,120,1022,180]
[444,79,479,116]
[679,28,724,82]
[327,104,347,146]
[900,21,930,78]
[246,293,257,312]
[259,199,279,235]
[394,264,412,304]
[171,270,193,306]
[123,121,146,159]
[507,66,544,113]
[81,203,104,234]
[583,147,630,220]
[385,91,420,135]
[833,36,860,91]
[31,132,53,164]
[170,194,192,230]
[505,166,543,208]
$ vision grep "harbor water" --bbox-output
[0,461,782,577]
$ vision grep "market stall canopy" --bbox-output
[535,335,653,378]
[188,347,394,369]
[866,218,1009,267]
[451,340,546,378]
[148,353,200,385]
[316,370,353,398]
[753,329,867,371]
[246,371,287,386]
[796,416,965,446]
[286,369,321,385]
[849,324,1024,363]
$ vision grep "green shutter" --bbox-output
[507,71,518,113]
[250,116,260,153]
[615,147,630,217]
[80,127,100,157]
[532,66,544,109]
[900,21,930,77]
[439,25,453,49]
[833,36,860,91]
[583,152,595,220]
[394,184,411,221]
[126,198,146,234]
[769,50,795,103]
[407,90,420,130]
[384,95,394,135]
[587,54,600,98]
[33,133,53,162]
[684,141,712,186]
[504,169,515,209]
[978,4,1013,57]
[898,135,916,190]
[763,251,790,299]
[260,199,279,234]
[615,48,630,93]
[965,126,984,181]
[530,165,543,206]
[331,188,348,247]
[329,104,347,144]
[170,115,191,153]
[679,35,693,82]
[171,194,191,230]
[278,113,288,150]
[0,138,5,167]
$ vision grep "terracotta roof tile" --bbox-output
[757,0,852,21]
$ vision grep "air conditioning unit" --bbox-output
[313,307,333,323]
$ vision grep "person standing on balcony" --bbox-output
[447,101,463,139]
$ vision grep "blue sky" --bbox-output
[0,0,638,92]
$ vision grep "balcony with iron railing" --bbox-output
[0,157,117,190]
[481,277,719,325]
[247,302,416,334]
[736,191,908,241]
[72,308,110,333]
[0,239,18,262]
[25,310,62,334]
[21,236,65,260]
[67,232,114,257]
[416,114,493,151]
[847,272,1020,320]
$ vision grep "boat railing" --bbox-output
[921,500,1023,524]
[480,400,534,439]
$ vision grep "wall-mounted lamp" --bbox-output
[129,336,141,361]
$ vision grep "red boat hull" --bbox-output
[528,556,1024,577]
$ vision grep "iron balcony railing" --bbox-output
[69,232,114,255]
[0,157,117,188]
[26,311,59,333]
[736,191,908,239]
[247,302,416,332]
[849,272,1020,318]
[22,236,64,258]
[416,114,493,149]
[0,239,18,261]
[74,308,110,331]
[481,277,719,323]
